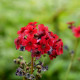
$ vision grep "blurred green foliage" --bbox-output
[0,0,80,80]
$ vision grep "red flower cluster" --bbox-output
[14,22,63,60]
[67,22,80,38]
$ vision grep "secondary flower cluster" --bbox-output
[14,56,48,80]
[14,22,63,60]
[67,22,80,38]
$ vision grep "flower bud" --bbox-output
[20,45,25,51]
[64,45,69,51]
[20,65,24,69]
[20,61,26,66]
[16,59,20,64]
[18,56,23,60]
[36,65,41,69]
[26,66,29,70]
[36,72,42,78]
[13,59,16,63]
[37,69,41,73]
[37,61,42,65]
[70,50,74,56]
[22,71,26,75]
[26,73,31,79]
[16,67,23,76]
[31,74,35,80]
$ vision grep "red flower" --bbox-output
[73,26,80,38]
[41,34,53,46]
[49,50,57,60]
[28,22,37,28]
[22,37,37,51]
[67,21,75,29]
[48,39,63,60]
[17,27,26,36]
[38,24,48,31]
[53,34,58,40]
[49,32,58,40]
[67,21,75,25]
[25,25,37,37]
[57,39,63,54]
[14,36,23,49]
[38,24,49,38]
[52,39,63,55]
[38,39,50,54]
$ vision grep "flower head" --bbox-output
[14,22,63,60]
[73,26,80,38]
[67,21,75,25]
[67,22,80,38]
[67,21,75,29]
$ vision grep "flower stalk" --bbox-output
[31,56,33,74]
[23,77,26,80]
[65,39,79,80]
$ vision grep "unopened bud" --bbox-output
[37,69,41,73]
[64,45,69,50]
[36,72,42,78]
[26,66,29,70]
[18,56,23,60]
[16,59,20,64]
[22,71,26,75]
[13,59,16,63]
[36,65,41,69]
[70,50,74,56]
[20,61,25,66]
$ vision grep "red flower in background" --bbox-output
[67,21,75,29]
[14,22,63,60]
[73,26,80,38]
[67,22,80,38]
[67,21,75,25]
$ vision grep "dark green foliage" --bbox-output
[0,0,80,80]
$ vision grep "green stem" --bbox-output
[23,77,27,80]
[65,39,79,80]
[31,56,33,74]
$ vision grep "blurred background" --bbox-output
[0,0,80,80]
